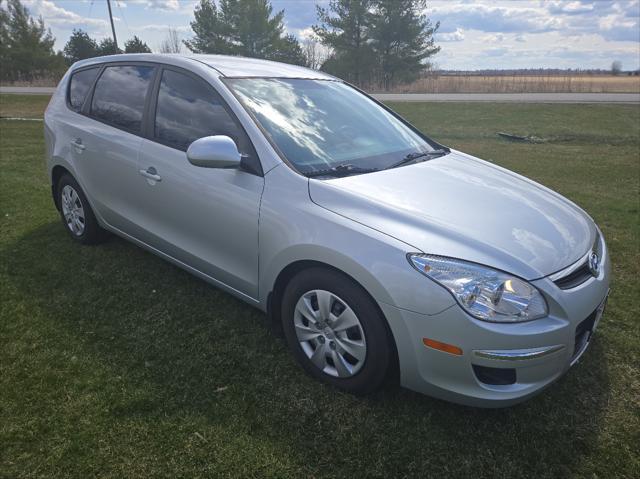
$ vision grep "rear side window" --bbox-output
[154,69,248,152]
[90,65,154,132]
[68,67,99,112]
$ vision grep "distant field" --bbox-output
[382,74,640,94]
[4,73,640,94]
[1,94,639,478]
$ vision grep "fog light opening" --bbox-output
[472,364,516,385]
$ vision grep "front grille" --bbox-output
[572,308,597,360]
[553,230,602,290]
[554,261,592,289]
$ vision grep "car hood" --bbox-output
[308,150,595,280]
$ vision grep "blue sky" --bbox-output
[21,0,640,70]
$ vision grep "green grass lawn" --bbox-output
[0,94,50,118]
[1,94,639,478]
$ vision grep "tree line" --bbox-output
[1,0,440,89]
[63,30,152,64]
[185,0,440,89]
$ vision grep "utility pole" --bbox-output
[106,0,118,50]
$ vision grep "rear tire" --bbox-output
[281,267,393,395]
[57,174,106,245]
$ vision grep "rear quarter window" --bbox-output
[68,67,100,112]
[90,65,155,133]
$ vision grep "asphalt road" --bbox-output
[1,86,639,103]
[1,86,56,95]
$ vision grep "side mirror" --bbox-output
[186,135,241,169]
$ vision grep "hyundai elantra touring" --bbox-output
[44,54,610,407]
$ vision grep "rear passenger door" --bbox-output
[72,63,155,230]
[135,67,264,299]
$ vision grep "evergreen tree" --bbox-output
[313,0,375,85]
[183,0,229,54]
[314,0,440,88]
[184,0,306,65]
[370,0,439,88]
[219,0,284,58]
[97,37,121,56]
[63,29,98,64]
[124,35,151,53]
[0,1,10,75]
[271,33,307,66]
[0,0,58,81]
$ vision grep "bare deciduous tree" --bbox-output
[303,36,331,70]
[159,28,181,54]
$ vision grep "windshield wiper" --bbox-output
[387,148,450,170]
[305,164,379,178]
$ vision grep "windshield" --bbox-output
[226,78,438,176]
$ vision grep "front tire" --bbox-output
[281,267,393,395]
[57,174,105,244]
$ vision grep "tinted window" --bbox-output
[68,67,99,112]
[91,65,154,132]
[155,69,247,152]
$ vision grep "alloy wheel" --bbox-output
[61,185,85,236]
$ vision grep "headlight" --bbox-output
[408,254,548,323]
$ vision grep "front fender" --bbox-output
[258,165,455,316]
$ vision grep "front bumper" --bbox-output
[381,241,611,408]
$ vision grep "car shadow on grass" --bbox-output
[3,220,614,477]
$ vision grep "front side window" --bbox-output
[90,65,154,132]
[68,67,100,112]
[154,69,248,153]
[226,78,437,175]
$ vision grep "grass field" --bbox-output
[381,74,640,93]
[1,94,639,478]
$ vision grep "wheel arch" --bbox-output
[266,258,400,382]
[51,164,73,210]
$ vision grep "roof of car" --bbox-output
[73,53,335,80]
[189,54,335,79]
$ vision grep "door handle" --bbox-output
[139,167,162,182]
[70,138,85,151]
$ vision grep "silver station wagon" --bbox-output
[44,54,610,407]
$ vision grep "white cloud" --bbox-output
[139,24,190,32]
[438,28,465,42]
[147,0,179,10]
[124,0,196,13]
[429,2,562,34]
[428,0,639,69]
[124,0,179,11]
[548,1,595,15]
[23,0,108,27]
[597,12,640,41]
[290,27,317,40]
[484,46,509,57]
[483,33,506,43]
